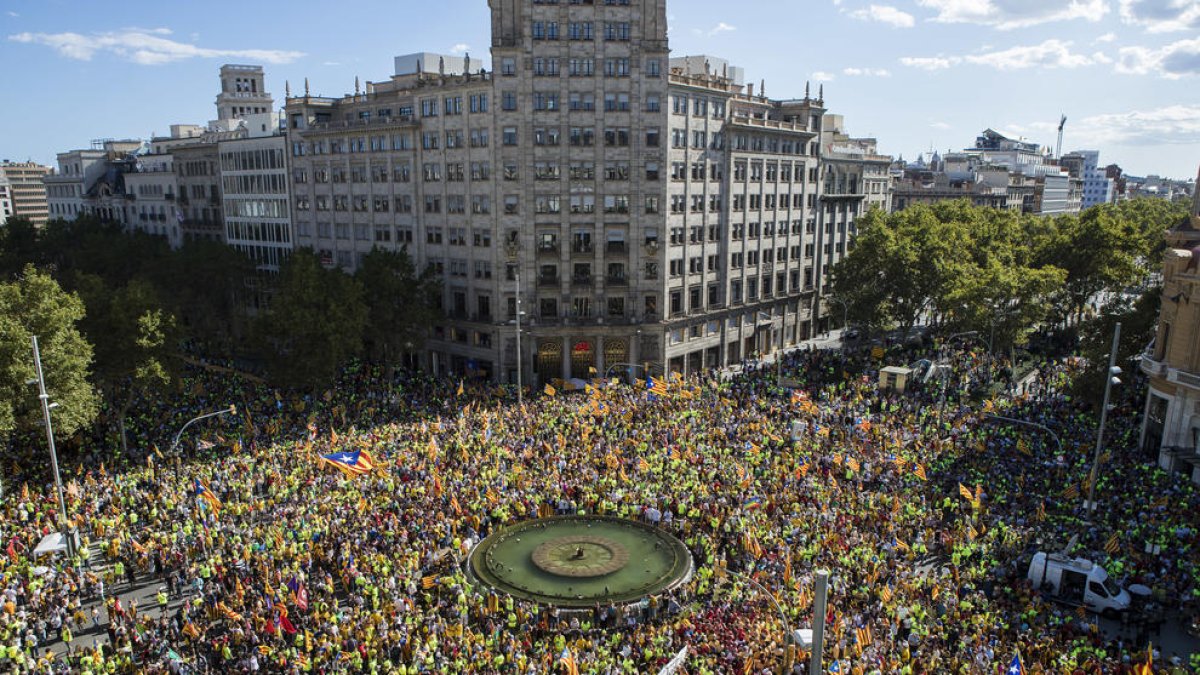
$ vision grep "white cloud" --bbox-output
[842,66,893,76]
[916,0,1111,29]
[931,121,953,129]
[1116,36,1200,77]
[1055,104,1200,144]
[1095,31,1118,42]
[6,11,18,18]
[902,39,1101,70]
[848,4,917,27]
[8,27,304,65]
[1120,0,1200,32]
[450,43,470,55]
[900,55,960,69]
[811,70,837,81]
[693,21,736,37]
[966,39,1100,68]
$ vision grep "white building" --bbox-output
[1062,150,1114,209]
[47,65,292,267]
[0,173,13,226]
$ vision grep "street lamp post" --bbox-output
[515,271,524,406]
[30,335,74,562]
[170,405,238,457]
[828,297,849,348]
[808,570,831,675]
[984,415,1064,458]
[1087,322,1122,512]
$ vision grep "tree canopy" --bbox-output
[830,199,1173,351]
[0,265,100,439]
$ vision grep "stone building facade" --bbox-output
[285,0,845,383]
[1141,166,1200,484]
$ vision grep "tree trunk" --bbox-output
[118,387,135,460]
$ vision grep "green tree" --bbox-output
[1072,286,1161,408]
[1035,209,1146,327]
[830,204,970,335]
[0,216,43,278]
[154,239,255,354]
[0,265,100,438]
[75,275,180,455]
[355,247,442,379]
[258,249,368,388]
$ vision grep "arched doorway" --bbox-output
[537,341,562,384]
[603,338,628,376]
[570,340,594,380]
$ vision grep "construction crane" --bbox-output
[1056,115,1067,159]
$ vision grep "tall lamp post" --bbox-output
[30,336,74,561]
[1086,322,1122,512]
[828,297,849,345]
[514,271,524,406]
[170,405,238,456]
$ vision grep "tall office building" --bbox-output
[286,0,836,382]
[0,160,52,226]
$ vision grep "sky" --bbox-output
[2,0,1198,179]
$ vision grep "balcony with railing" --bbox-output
[606,274,628,286]
[571,274,594,287]
[1140,352,1200,389]
[537,274,560,287]
[537,242,559,257]
[571,242,594,256]
[605,241,627,255]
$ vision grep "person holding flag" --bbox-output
[194,479,222,512]
[318,449,375,477]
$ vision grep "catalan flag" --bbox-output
[319,449,375,478]
[912,464,927,481]
[846,457,860,472]
[645,377,668,397]
[457,380,464,396]
[1007,652,1025,675]
[1133,644,1152,675]
[544,383,557,397]
[1105,533,1120,555]
[959,483,975,502]
[879,585,893,603]
[558,648,580,675]
[194,479,222,512]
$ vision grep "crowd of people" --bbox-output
[1,336,1197,674]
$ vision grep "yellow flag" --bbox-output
[544,383,557,397]
[457,380,464,397]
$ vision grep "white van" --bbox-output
[1027,552,1131,617]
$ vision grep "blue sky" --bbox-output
[2,0,1198,178]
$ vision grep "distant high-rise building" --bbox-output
[0,160,52,226]
[1062,150,1114,209]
